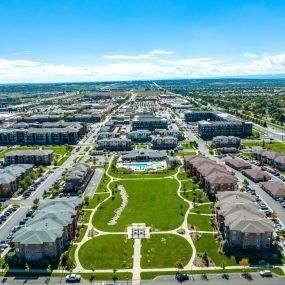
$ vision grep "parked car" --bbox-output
[260,270,272,277]
[66,274,81,283]
[175,273,189,282]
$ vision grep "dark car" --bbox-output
[175,273,189,282]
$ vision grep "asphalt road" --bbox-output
[142,273,285,285]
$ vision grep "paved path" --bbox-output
[133,239,142,284]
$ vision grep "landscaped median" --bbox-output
[141,234,193,269]
[78,234,133,269]
[92,178,187,232]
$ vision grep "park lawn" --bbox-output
[85,193,109,209]
[141,234,192,269]
[76,225,87,242]
[82,210,92,223]
[181,190,209,203]
[190,203,214,214]
[187,214,214,231]
[68,244,77,264]
[194,234,238,266]
[93,179,187,232]
[181,180,195,191]
[177,171,189,181]
[243,141,285,153]
[175,151,197,157]
[78,235,133,269]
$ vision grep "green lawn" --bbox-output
[76,225,87,242]
[194,234,238,266]
[181,190,209,203]
[181,180,195,191]
[188,214,214,231]
[93,179,187,232]
[85,193,109,209]
[141,234,193,269]
[177,171,189,181]
[190,203,214,214]
[243,141,285,153]
[0,145,73,159]
[82,210,92,223]
[175,151,197,157]
[78,235,133,269]
[68,244,77,264]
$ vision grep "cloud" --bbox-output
[243,51,257,58]
[2,53,285,83]
[104,50,174,60]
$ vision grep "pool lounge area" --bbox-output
[119,161,167,172]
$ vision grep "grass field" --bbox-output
[243,141,285,152]
[82,210,92,223]
[188,214,214,231]
[194,233,238,266]
[190,203,214,214]
[78,235,133,269]
[85,193,109,209]
[177,171,189,181]
[141,234,193,269]
[76,225,87,243]
[181,190,209,203]
[93,179,187,232]
[0,145,73,159]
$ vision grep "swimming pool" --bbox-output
[121,161,166,171]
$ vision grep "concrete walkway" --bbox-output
[132,239,142,284]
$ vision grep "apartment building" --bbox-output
[151,136,178,150]
[216,192,273,250]
[0,164,33,198]
[185,110,252,139]
[64,163,92,192]
[97,138,133,151]
[212,136,241,148]
[132,114,168,131]
[127,130,151,142]
[0,122,85,145]
[184,156,238,195]
[5,150,54,166]
[253,148,285,171]
[121,149,167,162]
[13,198,80,265]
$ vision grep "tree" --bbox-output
[3,263,9,275]
[239,258,250,272]
[271,211,277,220]
[46,264,52,274]
[25,262,30,272]
[175,259,184,272]
[112,268,118,283]
[221,260,226,271]
[243,179,249,187]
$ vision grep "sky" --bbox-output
[1,0,285,83]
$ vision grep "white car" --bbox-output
[66,274,81,283]
[260,270,272,277]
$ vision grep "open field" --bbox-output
[93,179,187,232]
[194,233,238,266]
[188,214,214,231]
[141,234,193,268]
[243,141,285,152]
[78,235,133,269]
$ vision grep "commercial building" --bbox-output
[121,149,167,162]
[216,192,273,250]
[132,114,168,131]
[185,111,252,139]
[13,198,80,265]
[5,150,54,166]
[0,164,33,198]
